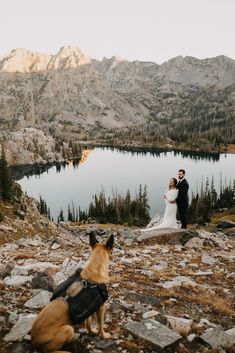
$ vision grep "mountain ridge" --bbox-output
[0,46,234,160]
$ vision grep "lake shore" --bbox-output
[79,140,235,156]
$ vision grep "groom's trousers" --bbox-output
[178,204,188,229]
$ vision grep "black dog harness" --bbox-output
[50,269,108,325]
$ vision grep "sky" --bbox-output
[1,0,234,64]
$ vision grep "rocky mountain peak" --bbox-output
[47,45,91,70]
[0,48,52,73]
[156,54,235,88]
[0,46,91,73]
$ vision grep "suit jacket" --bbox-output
[176,179,189,207]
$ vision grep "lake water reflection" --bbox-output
[18,148,235,220]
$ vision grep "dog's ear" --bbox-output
[89,231,98,248]
[106,234,114,251]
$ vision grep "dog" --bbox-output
[31,232,114,353]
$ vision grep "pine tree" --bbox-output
[57,209,65,223]
[68,204,73,221]
[0,146,13,201]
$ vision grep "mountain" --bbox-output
[0,46,234,158]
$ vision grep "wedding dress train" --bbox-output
[142,188,179,232]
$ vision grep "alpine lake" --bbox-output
[13,147,235,221]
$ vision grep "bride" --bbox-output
[142,178,179,231]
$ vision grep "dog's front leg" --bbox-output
[96,304,111,339]
[85,316,98,334]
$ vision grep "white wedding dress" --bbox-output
[142,188,179,232]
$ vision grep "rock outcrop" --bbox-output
[2,128,75,165]
[0,222,234,353]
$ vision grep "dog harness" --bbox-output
[50,269,108,325]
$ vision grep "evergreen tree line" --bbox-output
[62,179,234,226]
[79,185,150,226]
[56,204,79,223]
[188,177,235,224]
[37,196,51,220]
[103,115,235,149]
[0,146,13,201]
[56,185,151,227]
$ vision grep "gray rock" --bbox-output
[51,242,61,250]
[152,261,168,271]
[125,319,182,349]
[216,220,235,229]
[8,312,19,324]
[11,262,59,276]
[24,290,51,308]
[225,327,235,346]
[194,271,213,276]
[165,316,193,335]
[110,300,134,312]
[8,342,34,353]
[226,271,235,280]
[32,272,56,291]
[184,237,204,249]
[143,310,159,319]
[138,228,194,245]
[162,276,197,289]
[96,339,115,349]
[14,210,25,220]
[200,318,217,328]
[187,333,196,342]
[200,326,231,349]
[4,275,33,287]
[119,229,139,239]
[125,291,161,306]
[120,257,134,265]
[52,271,67,286]
[201,254,217,265]
[1,262,15,279]
[61,258,79,276]
[4,314,37,342]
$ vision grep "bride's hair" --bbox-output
[172,178,178,187]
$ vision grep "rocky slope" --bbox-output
[0,47,234,154]
[0,186,58,245]
[0,219,234,353]
[1,127,82,166]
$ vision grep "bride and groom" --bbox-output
[142,169,189,232]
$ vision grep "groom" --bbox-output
[176,169,189,229]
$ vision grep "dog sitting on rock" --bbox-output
[31,232,114,353]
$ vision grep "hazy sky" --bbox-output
[1,0,234,63]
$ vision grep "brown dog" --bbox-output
[31,232,114,353]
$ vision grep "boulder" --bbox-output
[125,291,161,306]
[125,319,182,349]
[165,315,193,335]
[1,262,15,279]
[4,314,37,342]
[162,276,197,289]
[225,327,235,346]
[24,290,51,308]
[200,326,231,349]
[216,220,235,229]
[137,228,195,245]
[4,275,33,287]
[184,237,204,249]
[201,254,217,265]
[143,310,159,319]
[32,272,56,291]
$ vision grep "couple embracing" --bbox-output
[143,169,189,231]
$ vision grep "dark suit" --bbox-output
[176,178,189,229]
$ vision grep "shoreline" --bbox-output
[79,140,235,155]
[9,142,234,170]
